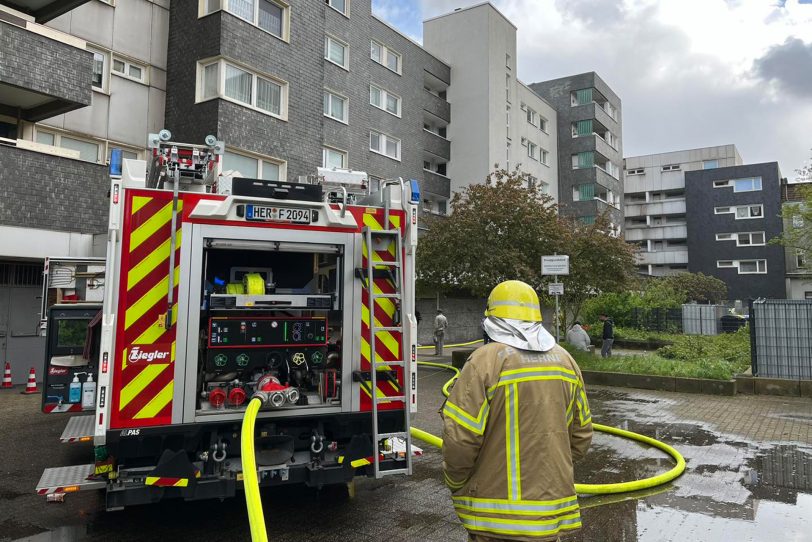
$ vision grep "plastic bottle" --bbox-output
[69,375,81,403]
[82,373,97,409]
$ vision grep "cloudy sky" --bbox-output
[372,0,812,179]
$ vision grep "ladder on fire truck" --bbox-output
[363,182,413,479]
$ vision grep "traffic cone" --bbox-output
[2,362,12,388]
[21,367,39,394]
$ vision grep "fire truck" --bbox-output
[37,131,420,509]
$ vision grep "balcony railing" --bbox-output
[422,90,450,123]
[422,129,450,160]
[421,169,451,198]
[624,199,686,218]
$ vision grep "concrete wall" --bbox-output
[685,162,786,300]
[42,0,168,152]
[530,72,623,225]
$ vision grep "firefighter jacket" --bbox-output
[442,342,593,541]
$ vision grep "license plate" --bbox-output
[245,205,311,224]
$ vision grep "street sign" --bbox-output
[548,283,564,296]
[542,255,569,276]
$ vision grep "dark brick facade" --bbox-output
[0,144,108,234]
[685,162,786,300]
[0,19,92,121]
[165,1,451,198]
[530,72,623,224]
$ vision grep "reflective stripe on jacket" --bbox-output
[442,342,593,541]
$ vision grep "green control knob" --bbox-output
[311,351,324,365]
[214,353,228,367]
[236,353,250,367]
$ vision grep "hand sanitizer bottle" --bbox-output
[82,374,97,409]
[69,375,81,403]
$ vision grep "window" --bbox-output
[715,233,734,241]
[222,149,283,180]
[574,183,595,202]
[36,130,101,162]
[805,291,812,300]
[322,146,347,169]
[326,0,347,15]
[89,48,107,91]
[526,107,538,127]
[572,88,593,106]
[369,84,400,117]
[580,215,596,225]
[215,0,287,39]
[737,232,766,246]
[661,164,681,171]
[325,36,348,69]
[370,40,400,74]
[199,59,286,118]
[703,160,719,169]
[738,260,767,274]
[714,207,731,214]
[733,177,762,192]
[736,205,763,219]
[112,57,147,83]
[107,146,139,163]
[369,130,400,160]
[626,168,644,176]
[323,90,347,123]
[714,180,730,188]
[573,120,592,137]
[717,261,735,268]
[573,151,594,169]
[527,141,537,160]
[539,117,548,132]
[438,200,448,215]
[540,148,549,165]
[506,53,511,69]
[796,250,806,269]
[505,74,510,102]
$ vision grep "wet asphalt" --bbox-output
[1,360,811,542]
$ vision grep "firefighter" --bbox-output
[442,280,593,542]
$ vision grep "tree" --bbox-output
[773,151,812,256]
[662,272,728,304]
[417,169,637,325]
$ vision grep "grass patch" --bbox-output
[563,326,751,381]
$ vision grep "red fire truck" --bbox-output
[37,132,419,509]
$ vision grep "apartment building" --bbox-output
[166,0,451,217]
[624,145,744,276]
[423,2,558,200]
[530,72,623,228]
[780,182,812,300]
[0,0,104,380]
[685,162,787,300]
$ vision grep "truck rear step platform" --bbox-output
[37,464,105,496]
[60,415,94,443]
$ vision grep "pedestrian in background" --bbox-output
[599,313,614,358]
[566,321,591,351]
[442,280,592,541]
[434,309,448,356]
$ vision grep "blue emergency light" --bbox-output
[409,179,420,204]
[109,148,123,176]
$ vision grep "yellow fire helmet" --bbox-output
[484,280,543,322]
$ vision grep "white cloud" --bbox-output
[416,0,812,175]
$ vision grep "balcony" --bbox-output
[635,250,689,266]
[422,89,450,123]
[625,199,686,218]
[421,169,451,199]
[422,129,450,160]
[0,0,90,23]
[624,224,688,241]
[0,15,92,121]
[0,141,108,234]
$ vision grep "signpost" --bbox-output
[542,255,569,343]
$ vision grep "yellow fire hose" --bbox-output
[413,361,686,495]
[240,342,686,541]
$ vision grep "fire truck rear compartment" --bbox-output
[197,242,344,416]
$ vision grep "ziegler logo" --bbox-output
[49,366,69,376]
[128,345,171,364]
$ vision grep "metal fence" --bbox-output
[629,308,683,333]
[751,299,812,380]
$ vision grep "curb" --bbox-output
[582,370,736,396]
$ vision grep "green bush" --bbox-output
[657,325,750,366]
